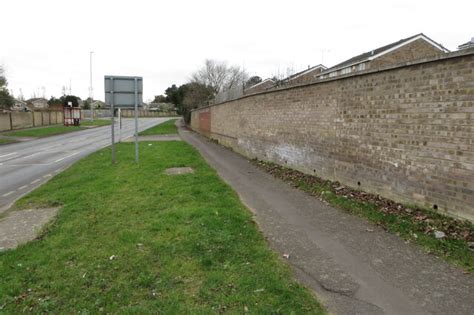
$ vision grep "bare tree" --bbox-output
[272,63,297,82]
[191,59,248,96]
[226,65,248,90]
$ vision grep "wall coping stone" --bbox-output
[192,48,474,112]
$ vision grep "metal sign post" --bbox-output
[134,77,139,163]
[104,75,143,164]
[110,78,115,164]
[118,108,122,142]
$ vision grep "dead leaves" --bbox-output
[252,159,474,244]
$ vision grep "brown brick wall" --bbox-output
[191,51,474,221]
[199,111,211,133]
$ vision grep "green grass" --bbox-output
[81,119,112,127]
[139,119,178,135]
[254,160,474,273]
[2,120,111,138]
[0,138,17,145]
[0,141,324,313]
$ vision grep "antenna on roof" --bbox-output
[321,49,330,65]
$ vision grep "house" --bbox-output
[48,102,63,110]
[244,78,275,95]
[281,64,327,85]
[26,98,49,110]
[458,38,474,50]
[12,99,28,111]
[319,33,449,79]
[149,102,174,112]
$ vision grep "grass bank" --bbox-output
[2,120,111,138]
[0,141,323,313]
[138,119,177,135]
[0,138,18,145]
[253,160,474,273]
[81,119,112,127]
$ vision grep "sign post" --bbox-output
[134,77,139,163]
[118,108,122,142]
[104,75,143,164]
[110,78,115,164]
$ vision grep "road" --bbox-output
[0,118,170,214]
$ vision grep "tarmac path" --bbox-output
[178,123,474,315]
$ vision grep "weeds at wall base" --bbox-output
[252,159,474,273]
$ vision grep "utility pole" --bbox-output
[321,49,331,65]
[89,51,94,121]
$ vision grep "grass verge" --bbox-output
[139,119,178,135]
[0,141,324,313]
[81,119,112,127]
[2,120,111,138]
[253,160,474,273]
[0,138,18,145]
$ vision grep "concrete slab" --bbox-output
[122,134,181,142]
[164,167,194,175]
[0,208,59,250]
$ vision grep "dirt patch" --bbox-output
[0,208,59,250]
[253,160,474,245]
[165,167,194,175]
[123,135,181,142]
[0,135,36,143]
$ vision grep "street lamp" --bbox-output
[89,51,94,121]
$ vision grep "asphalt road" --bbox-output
[0,118,170,214]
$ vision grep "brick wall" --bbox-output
[0,111,64,131]
[0,113,11,131]
[11,112,34,129]
[33,112,42,126]
[191,50,474,221]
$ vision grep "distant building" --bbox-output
[26,98,48,110]
[12,99,28,111]
[149,102,174,112]
[48,102,63,110]
[281,64,327,86]
[319,33,449,79]
[458,38,474,50]
[92,100,108,109]
[244,78,275,95]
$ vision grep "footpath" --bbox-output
[178,123,474,315]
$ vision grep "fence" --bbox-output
[0,111,64,132]
[214,85,244,104]
[81,109,177,119]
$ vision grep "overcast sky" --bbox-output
[2,0,473,102]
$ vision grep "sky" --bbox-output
[2,0,473,102]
